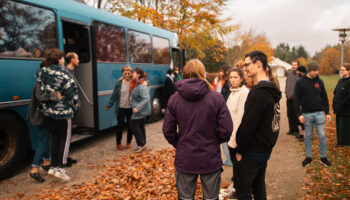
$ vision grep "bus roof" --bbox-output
[23,0,176,40]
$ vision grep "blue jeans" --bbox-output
[303,111,327,158]
[32,125,50,167]
[222,142,233,166]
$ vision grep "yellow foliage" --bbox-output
[319,47,340,74]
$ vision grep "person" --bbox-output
[162,59,233,200]
[285,60,300,137]
[164,69,177,106]
[235,51,281,200]
[105,65,133,150]
[237,60,254,89]
[294,62,332,167]
[129,67,151,153]
[63,52,80,167]
[221,67,249,199]
[267,65,280,89]
[26,61,61,182]
[333,63,350,146]
[174,67,182,82]
[296,65,307,77]
[37,48,80,181]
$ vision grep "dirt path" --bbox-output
[0,77,306,200]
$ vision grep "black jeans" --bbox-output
[287,99,299,134]
[235,158,268,200]
[45,117,69,168]
[129,118,146,147]
[116,108,132,145]
[228,147,238,186]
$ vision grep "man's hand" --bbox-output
[236,153,242,162]
[133,108,138,114]
[299,115,305,124]
[104,106,109,111]
[57,92,62,100]
[326,114,331,123]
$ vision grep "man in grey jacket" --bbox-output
[285,60,300,137]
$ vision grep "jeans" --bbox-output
[303,111,327,158]
[116,108,132,145]
[287,99,299,134]
[235,158,267,200]
[222,142,233,166]
[32,125,50,167]
[130,118,146,147]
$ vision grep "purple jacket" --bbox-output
[162,78,233,174]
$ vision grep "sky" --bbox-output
[223,0,350,56]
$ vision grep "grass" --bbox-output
[301,75,350,200]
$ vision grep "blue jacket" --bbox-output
[131,84,151,119]
[106,80,122,115]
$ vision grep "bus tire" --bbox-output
[148,94,162,122]
[0,113,28,180]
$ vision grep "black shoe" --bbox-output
[320,157,332,166]
[41,165,51,171]
[67,157,78,164]
[302,157,312,167]
[29,172,45,182]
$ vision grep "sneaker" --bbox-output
[126,143,131,149]
[223,189,237,200]
[134,145,146,153]
[41,165,51,171]
[320,157,332,166]
[48,167,57,176]
[54,168,71,181]
[116,144,125,150]
[29,172,45,182]
[302,157,312,167]
[133,146,141,152]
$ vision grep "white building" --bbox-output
[269,57,292,77]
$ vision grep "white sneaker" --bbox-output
[135,145,146,153]
[48,167,57,176]
[54,168,71,181]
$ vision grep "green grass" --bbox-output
[320,75,340,99]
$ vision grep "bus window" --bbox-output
[94,22,126,63]
[63,21,90,63]
[128,30,152,64]
[0,0,57,58]
[153,36,170,65]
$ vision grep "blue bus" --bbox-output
[0,0,184,179]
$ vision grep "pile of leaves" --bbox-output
[17,149,220,200]
[301,77,350,200]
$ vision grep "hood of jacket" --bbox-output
[254,81,282,103]
[175,78,210,101]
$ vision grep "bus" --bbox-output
[0,0,184,179]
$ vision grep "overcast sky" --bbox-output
[223,0,350,56]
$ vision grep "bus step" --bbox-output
[71,134,92,143]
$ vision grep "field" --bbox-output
[301,75,350,200]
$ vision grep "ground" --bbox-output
[0,77,307,199]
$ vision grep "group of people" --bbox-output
[27,48,80,182]
[163,51,281,200]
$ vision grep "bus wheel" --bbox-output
[148,94,162,122]
[0,113,27,180]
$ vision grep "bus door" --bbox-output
[62,19,95,133]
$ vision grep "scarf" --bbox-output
[129,78,146,91]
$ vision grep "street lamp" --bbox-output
[332,28,350,65]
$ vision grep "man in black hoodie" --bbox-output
[235,51,281,200]
[294,62,332,167]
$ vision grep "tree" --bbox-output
[319,47,340,74]
[107,0,238,61]
[274,43,309,64]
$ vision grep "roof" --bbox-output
[269,57,292,70]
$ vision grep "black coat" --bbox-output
[333,77,350,116]
[221,80,231,101]
[164,76,176,106]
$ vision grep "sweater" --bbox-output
[37,65,80,119]
[226,85,249,148]
[236,81,281,157]
[333,77,350,116]
[131,84,151,119]
[294,75,329,115]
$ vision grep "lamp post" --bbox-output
[332,28,350,65]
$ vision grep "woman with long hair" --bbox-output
[333,63,350,146]
[221,67,249,199]
[105,65,133,150]
[129,67,151,153]
[163,59,233,200]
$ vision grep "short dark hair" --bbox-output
[292,60,300,66]
[167,69,174,75]
[245,51,267,70]
[342,63,350,71]
[307,62,320,72]
[134,67,146,79]
[65,52,77,64]
[40,60,47,68]
[45,47,64,66]
[297,65,307,73]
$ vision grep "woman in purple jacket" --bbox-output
[162,59,233,200]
